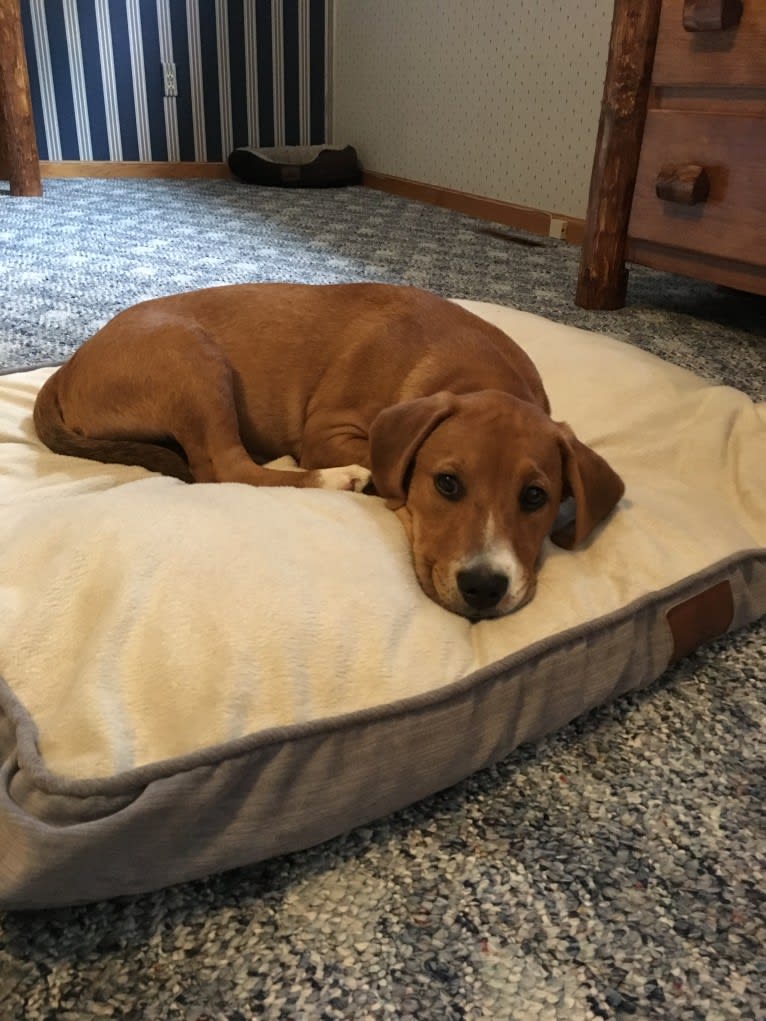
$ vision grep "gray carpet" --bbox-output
[1,178,764,1021]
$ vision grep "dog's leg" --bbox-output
[181,397,370,491]
[179,381,371,492]
[297,428,378,492]
[299,428,369,474]
[59,319,370,492]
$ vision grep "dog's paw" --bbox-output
[317,464,372,492]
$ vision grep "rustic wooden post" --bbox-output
[575,0,662,309]
[0,0,42,197]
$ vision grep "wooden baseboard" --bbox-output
[40,161,232,180]
[37,161,583,244]
[363,171,584,245]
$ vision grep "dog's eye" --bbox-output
[434,473,463,501]
[520,485,548,511]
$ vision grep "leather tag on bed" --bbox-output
[667,580,734,663]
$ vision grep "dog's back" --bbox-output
[34,283,550,472]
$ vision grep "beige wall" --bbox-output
[332,0,613,219]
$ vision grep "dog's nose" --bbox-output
[457,567,509,612]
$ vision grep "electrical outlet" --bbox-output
[162,61,177,98]
[548,217,567,241]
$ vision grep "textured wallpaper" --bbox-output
[21,0,330,162]
[332,0,613,218]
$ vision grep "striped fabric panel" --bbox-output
[227,0,247,150]
[281,0,299,144]
[20,2,49,160]
[316,0,329,142]
[108,2,140,159]
[62,0,93,159]
[27,0,63,161]
[271,0,285,147]
[243,1,260,149]
[93,0,123,159]
[254,0,275,146]
[169,2,196,160]
[157,0,180,160]
[125,0,152,160]
[199,0,223,160]
[298,0,310,143]
[20,0,329,163]
[42,1,81,157]
[139,1,168,161]
[216,0,232,160]
[186,0,208,160]
[76,0,113,159]
[303,0,327,143]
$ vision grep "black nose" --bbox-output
[457,567,509,612]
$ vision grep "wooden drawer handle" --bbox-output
[655,164,711,205]
[683,0,743,31]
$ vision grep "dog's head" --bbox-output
[369,390,624,620]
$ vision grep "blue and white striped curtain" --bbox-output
[21,0,330,162]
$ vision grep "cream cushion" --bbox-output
[0,301,764,908]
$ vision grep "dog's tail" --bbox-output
[33,370,194,483]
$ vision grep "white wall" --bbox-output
[332,0,613,219]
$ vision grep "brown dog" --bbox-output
[33,283,624,619]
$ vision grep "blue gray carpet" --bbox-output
[1,178,764,1021]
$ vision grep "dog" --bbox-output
[33,283,624,619]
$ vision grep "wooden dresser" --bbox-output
[576,0,766,308]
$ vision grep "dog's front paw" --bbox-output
[317,464,372,492]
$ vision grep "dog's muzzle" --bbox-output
[456,566,509,613]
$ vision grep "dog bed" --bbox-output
[227,144,361,187]
[0,301,764,908]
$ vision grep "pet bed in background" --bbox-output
[228,144,361,187]
[0,301,764,909]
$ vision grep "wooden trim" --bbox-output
[575,0,663,309]
[627,238,766,296]
[362,171,584,246]
[41,161,232,180]
[652,84,766,115]
[0,0,42,196]
[36,162,586,247]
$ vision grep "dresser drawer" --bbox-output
[628,110,766,266]
[653,0,766,87]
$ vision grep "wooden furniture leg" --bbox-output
[575,0,662,309]
[0,0,42,197]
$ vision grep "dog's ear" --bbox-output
[550,422,625,549]
[369,392,456,508]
